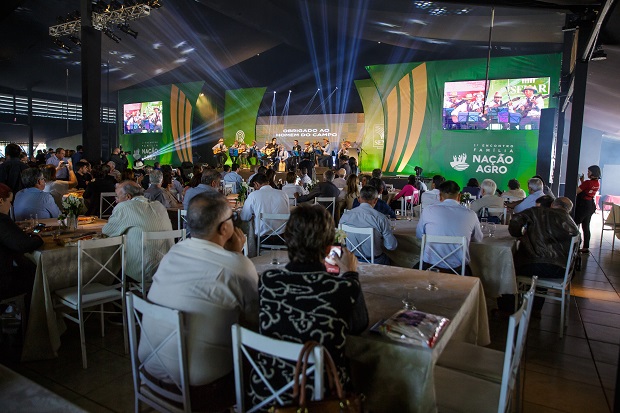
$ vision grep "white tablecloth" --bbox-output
[251,253,490,413]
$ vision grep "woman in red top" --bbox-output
[574,165,601,253]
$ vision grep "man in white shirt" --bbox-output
[511,177,545,214]
[469,178,505,220]
[240,173,289,244]
[340,185,398,265]
[333,168,347,188]
[420,175,445,209]
[417,180,483,274]
[140,191,258,411]
[102,180,173,283]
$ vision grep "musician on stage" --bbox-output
[512,86,544,118]
[212,138,228,168]
[318,138,332,167]
[238,142,248,168]
[486,92,507,110]
[229,142,240,165]
[262,138,278,166]
[337,140,352,158]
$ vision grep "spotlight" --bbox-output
[148,0,163,9]
[69,35,82,46]
[117,23,138,38]
[591,47,607,61]
[103,27,122,43]
[53,38,72,52]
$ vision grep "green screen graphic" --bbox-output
[224,87,267,152]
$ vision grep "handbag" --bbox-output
[270,341,364,413]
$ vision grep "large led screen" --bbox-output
[123,101,163,134]
[443,77,551,130]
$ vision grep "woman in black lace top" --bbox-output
[250,204,368,408]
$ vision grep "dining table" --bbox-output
[385,218,518,298]
[251,251,490,413]
[21,217,113,362]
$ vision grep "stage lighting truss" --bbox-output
[49,2,154,38]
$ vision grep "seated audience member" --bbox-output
[533,174,555,198]
[140,192,258,412]
[107,161,121,182]
[281,171,304,201]
[144,169,167,205]
[503,178,526,200]
[83,164,117,216]
[421,175,445,209]
[507,196,579,314]
[299,167,312,187]
[0,143,29,194]
[248,165,266,186]
[371,168,388,196]
[462,178,481,199]
[0,183,43,305]
[333,168,347,188]
[469,179,504,220]
[352,178,396,218]
[416,180,483,274]
[102,181,173,284]
[140,166,153,190]
[511,177,545,213]
[348,156,359,176]
[160,173,183,209]
[13,168,61,221]
[535,195,554,208]
[297,170,341,203]
[75,160,92,189]
[251,204,368,406]
[240,173,290,243]
[341,185,398,265]
[265,168,279,189]
[42,163,78,210]
[344,174,359,210]
[183,169,221,210]
[391,174,420,209]
[223,163,243,193]
[220,164,231,179]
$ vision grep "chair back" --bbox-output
[498,277,537,412]
[77,235,126,300]
[314,197,336,216]
[257,213,289,253]
[99,192,117,219]
[419,234,468,275]
[339,224,375,263]
[125,292,192,413]
[562,234,581,285]
[601,201,618,249]
[177,209,188,231]
[486,207,506,224]
[288,196,297,207]
[400,195,415,218]
[231,324,324,413]
[139,229,186,297]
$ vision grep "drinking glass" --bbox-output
[270,249,280,265]
[488,222,496,237]
[480,217,488,234]
[426,268,440,291]
[401,286,417,310]
[390,218,396,232]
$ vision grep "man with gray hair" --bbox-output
[13,167,61,220]
[183,169,221,210]
[512,177,545,214]
[551,196,573,213]
[297,170,341,203]
[144,169,166,205]
[469,178,504,220]
[102,180,173,284]
[140,192,258,411]
[339,185,398,265]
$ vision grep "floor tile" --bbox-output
[70,397,115,413]
[523,370,610,413]
[589,341,620,365]
[575,297,620,314]
[85,371,135,413]
[522,401,567,412]
[583,323,620,345]
[525,347,600,385]
[595,361,617,391]
[527,330,592,359]
[579,308,620,328]
[572,279,616,292]
[571,286,620,302]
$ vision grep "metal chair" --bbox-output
[126,292,192,413]
[99,192,116,219]
[419,234,468,275]
[339,224,375,263]
[400,195,415,218]
[486,207,506,224]
[231,324,324,413]
[177,209,188,231]
[435,278,537,413]
[516,234,580,338]
[600,201,618,250]
[257,213,289,254]
[54,235,127,368]
[314,196,336,217]
[137,229,186,298]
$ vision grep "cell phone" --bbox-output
[32,223,46,233]
[325,246,342,274]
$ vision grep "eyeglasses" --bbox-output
[218,211,238,229]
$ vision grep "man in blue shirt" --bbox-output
[13,168,60,221]
[351,177,396,218]
[46,148,69,180]
[511,178,545,214]
[223,163,243,194]
[183,169,221,210]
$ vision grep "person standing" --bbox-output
[0,143,29,194]
[574,165,601,253]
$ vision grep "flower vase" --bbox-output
[67,214,78,231]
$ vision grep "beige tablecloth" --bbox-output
[251,253,490,413]
[385,218,518,297]
[22,218,116,361]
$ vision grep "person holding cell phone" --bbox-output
[574,165,601,254]
[0,183,43,308]
[251,203,368,407]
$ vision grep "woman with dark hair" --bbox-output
[265,168,279,189]
[0,183,43,304]
[574,165,601,253]
[392,174,420,209]
[504,178,526,199]
[462,178,481,198]
[344,174,359,210]
[250,204,368,407]
[83,164,117,216]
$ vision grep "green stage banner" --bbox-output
[119,81,204,166]
[224,88,267,150]
[355,79,385,171]
[366,54,561,189]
